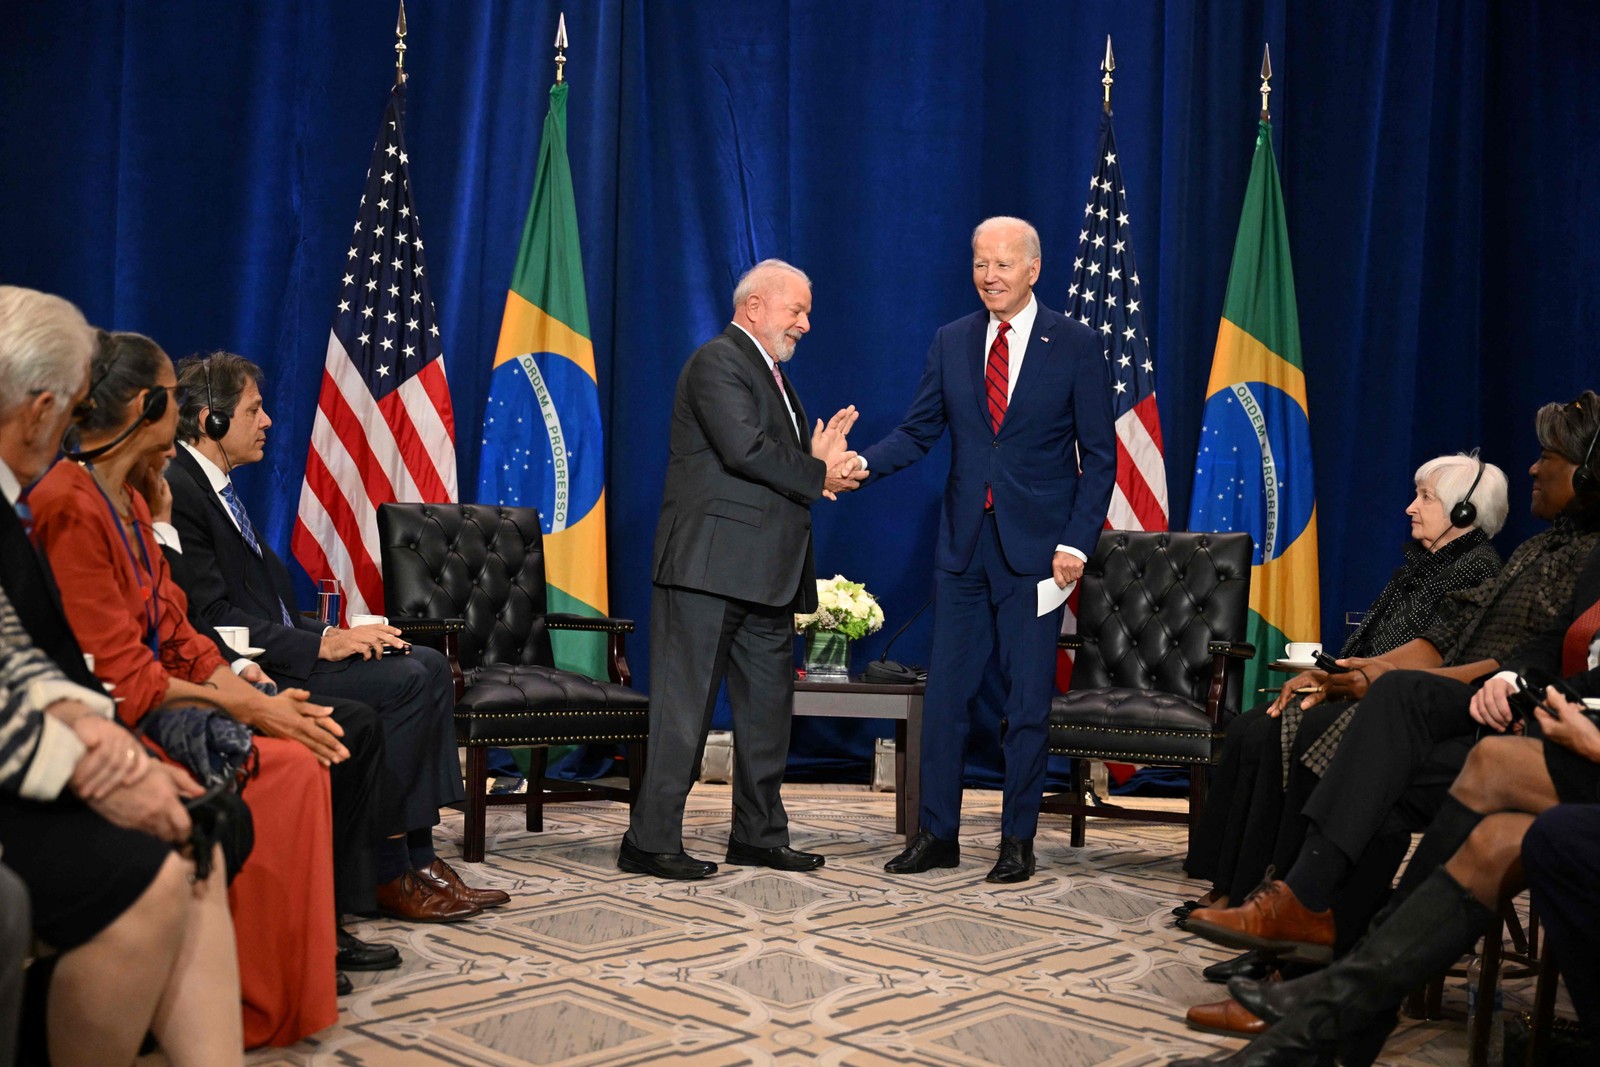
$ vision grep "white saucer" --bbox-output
[1279,658,1319,669]
[231,646,266,659]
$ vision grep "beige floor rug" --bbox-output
[244,784,1539,1066]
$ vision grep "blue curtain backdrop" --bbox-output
[3,1,1596,782]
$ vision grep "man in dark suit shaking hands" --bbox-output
[863,217,1117,883]
[619,259,866,880]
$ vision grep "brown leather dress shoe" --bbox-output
[375,869,481,923]
[418,859,511,909]
[1185,880,1335,964]
[1184,997,1268,1037]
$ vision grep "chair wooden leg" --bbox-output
[1528,953,1559,1067]
[1469,921,1504,1067]
[463,746,489,863]
[1070,758,1087,848]
[524,747,548,832]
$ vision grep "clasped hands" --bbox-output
[811,405,869,501]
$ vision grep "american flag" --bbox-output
[1064,112,1169,532]
[292,86,458,620]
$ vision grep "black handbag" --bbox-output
[137,699,258,883]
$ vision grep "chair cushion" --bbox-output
[1048,687,1221,765]
[456,665,650,746]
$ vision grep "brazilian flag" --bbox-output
[478,80,608,680]
[1188,119,1319,699]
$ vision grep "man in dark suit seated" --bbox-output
[160,352,506,928]
[618,259,865,880]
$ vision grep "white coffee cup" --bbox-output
[214,625,250,653]
[1284,641,1322,663]
[349,613,389,628]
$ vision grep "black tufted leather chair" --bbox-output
[377,503,649,862]
[1041,530,1254,850]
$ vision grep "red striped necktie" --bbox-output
[984,321,1011,509]
[1561,594,1600,677]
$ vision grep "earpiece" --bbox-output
[1449,449,1485,528]
[202,360,231,440]
[1573,423,1600,495]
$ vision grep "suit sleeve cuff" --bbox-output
[18,716,87,801]
[1055,545,1088,562]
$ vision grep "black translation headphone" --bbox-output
[61,351,171,463]
[1574,421,1600,495]
[1449,449,1485,529]
[202,360,231,441]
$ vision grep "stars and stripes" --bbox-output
[292,86,458,620]
[1064,113,1169,533]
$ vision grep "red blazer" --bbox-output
[29,460,225,725]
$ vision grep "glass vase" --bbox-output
[803,629,851,681]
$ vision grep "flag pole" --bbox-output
[395,0,408,86]
[554,12,569,83]
[1101,35,1114,114]
[1259,43,1272,121]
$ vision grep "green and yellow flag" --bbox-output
[1187,119,1320,697]
[477,80,608,678]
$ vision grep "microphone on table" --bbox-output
[862,595,934,685]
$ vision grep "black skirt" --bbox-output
[0,793,170,951]
[1545,739,1600,806]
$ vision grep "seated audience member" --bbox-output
[1170,680,1600,1066]
[161,351,501,920]
[1182,397,1600,1001]
[1522,804,1600,1035]
[26,329,380,1046]
[1184,453,1505,920]
[1186,398,1600,967]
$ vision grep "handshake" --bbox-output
[811,405,870,501]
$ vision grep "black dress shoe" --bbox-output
[336,928,402,971]
[1173,899,1203,919]
[1203,948,1277,985]
[336,971,353,996]
[726,839,825,871]
[884,829,959,873]
[617,838,717,880]
[985,836,1036,883]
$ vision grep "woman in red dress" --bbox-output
[30,330,344,1048]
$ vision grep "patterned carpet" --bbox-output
[243,784,1530,1066]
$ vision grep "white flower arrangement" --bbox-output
[794,575,886,640]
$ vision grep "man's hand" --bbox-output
[82,761,198,845]
[66,713,150,801]
[822,454,868,499]
[1269,670,1329,716]
[128,453,174,525]
[1470,675,1521,733]
[811,406,859,460]
[319,624,406,661]
[1051,551,1084,589]
[1532,688,1600,761]
[235,688,349,766]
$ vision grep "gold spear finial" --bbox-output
[1259,43,1272,121]
[554,12,568,83]
[1101,35,1115,113]
[395,0,408,85]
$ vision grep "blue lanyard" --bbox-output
[84,463,161,658]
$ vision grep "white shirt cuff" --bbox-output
[231,658,252,674]
[152,521,181,551]
[26,678,115,721]
[1055,545,1088,562]
[18,715,87,801]
[1491,670,1519,687]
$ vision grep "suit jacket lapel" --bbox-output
[1005,308,1059,432]
[724,324,802,446]
[970,314,991,428]
[174,447,246,544]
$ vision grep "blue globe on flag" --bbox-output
[477,350,604,534]
[1192,382,1315,566]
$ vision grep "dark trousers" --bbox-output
[0,863,24,1067]
[1523,804,1600,1037]
[278,644,463,837]
[627,584,795,853]
[1303,671,1479,864]
[323,698,383,915]
[921,513,1064,840]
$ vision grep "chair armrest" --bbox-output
[546,613,636,635]
[1208,641,1256,659]
[1057,634,1084,652]
[391,616,466,638]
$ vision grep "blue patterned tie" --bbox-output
[220,482,294,627]
[13,500,32,536]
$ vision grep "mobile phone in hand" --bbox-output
[382,643,412,656]
[1515,667,1585,719]
[1312,650,1352,674]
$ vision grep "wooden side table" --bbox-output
[792,678,924,839]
